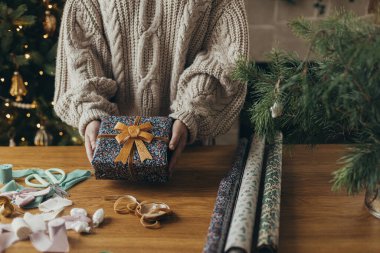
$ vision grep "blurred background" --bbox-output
[0,0,372,146]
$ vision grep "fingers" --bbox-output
[85,135,94,163]
[169,120,189,172]
[169,134,186,171]
[169,125,180,151]
[90,135,97,151]
[169,120,188,150]
[85,120,101,163]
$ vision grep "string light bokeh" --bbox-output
[0,0,82,146]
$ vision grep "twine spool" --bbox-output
[0,164,12,184]
[11,218,32,240]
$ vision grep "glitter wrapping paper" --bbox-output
[224,135,266,253]
[92,116,173,182]
[257,132,283,253]
[203,139,248,253]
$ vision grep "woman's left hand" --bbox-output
[169,119,189,172]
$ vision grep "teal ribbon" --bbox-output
[0,180,23,192]
[0,167,91,209]
[0,164,12,184]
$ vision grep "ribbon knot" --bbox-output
[113,117,154,164]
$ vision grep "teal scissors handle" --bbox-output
[25,168,66,188]
[45,168,65,184]
[25,174,49,188]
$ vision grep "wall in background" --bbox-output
[245,0,370,62]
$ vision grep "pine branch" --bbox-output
[234,10,380,194]
[332,144,380,194]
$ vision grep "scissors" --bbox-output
[25,168,66,188]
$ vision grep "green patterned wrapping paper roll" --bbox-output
[257,132,283,253]
[224,135,266,253]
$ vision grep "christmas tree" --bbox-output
[233,10,380,194]
[0,0,81,146]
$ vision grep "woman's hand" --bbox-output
[169,120,189,172]
[85,120,101,163]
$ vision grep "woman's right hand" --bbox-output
[85,120,101,163]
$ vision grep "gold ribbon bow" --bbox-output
[113,117,154,164]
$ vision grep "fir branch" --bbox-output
[235,10,380,194]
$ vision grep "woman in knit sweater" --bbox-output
[54,0,249,169]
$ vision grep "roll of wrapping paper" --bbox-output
[257,132,283,253]
[203,139,249,253]
[224,135,266,253]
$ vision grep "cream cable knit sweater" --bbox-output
[53,0,249,143]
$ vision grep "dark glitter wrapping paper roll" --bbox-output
[92,116,173,183]
[203,139,249,253]
[257,132,283,253]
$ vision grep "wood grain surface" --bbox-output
[280,145,380,253]
[0,145,379,253]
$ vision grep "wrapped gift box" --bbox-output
[92,116,173,183]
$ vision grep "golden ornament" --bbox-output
[43,10,57,36]
[9,71,27,102]
[34,126,52,146]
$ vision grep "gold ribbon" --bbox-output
[113,117,154,164]
[97,116,169,179]
[0,196,14,219]
[112,194,172,229]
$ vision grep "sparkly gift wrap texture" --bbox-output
[92,116,172,182]
[257,132,283,253]
[203,139,248,253]
[224,135,266,253]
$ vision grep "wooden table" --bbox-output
[280,145,380,253]
[0,145,379,253]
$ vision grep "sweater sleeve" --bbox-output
[53,0,119,136]
[169,0,249,143]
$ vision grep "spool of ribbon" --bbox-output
[0,164,13,184]
[97,116,169,179]
[11,217,32,240]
